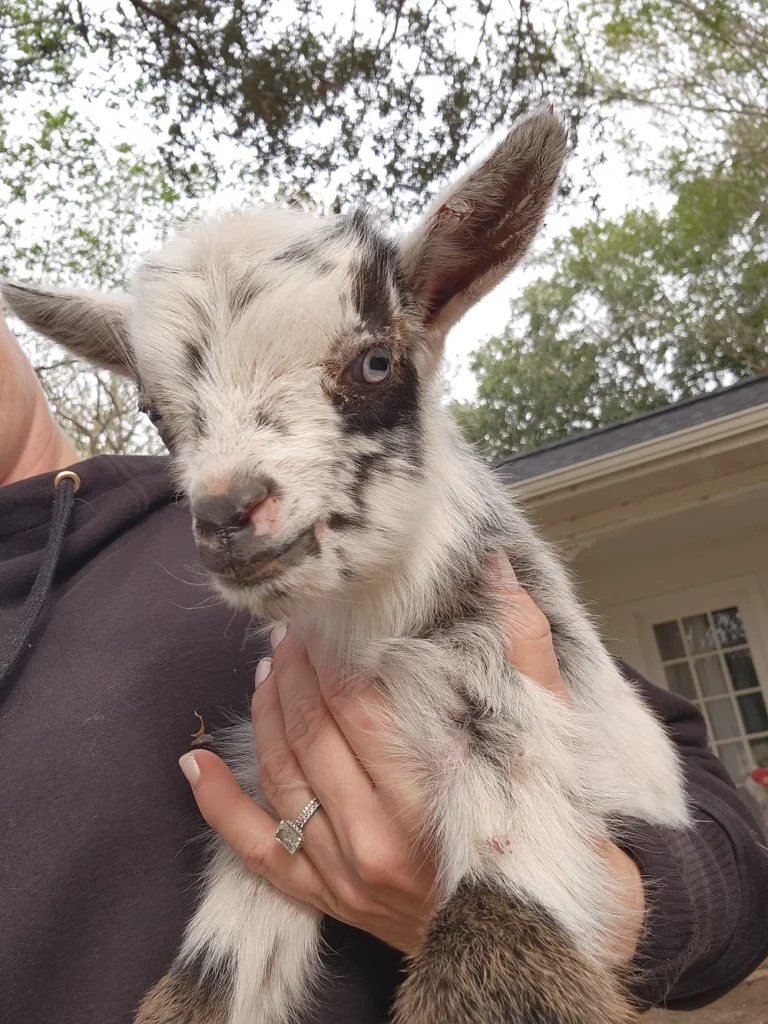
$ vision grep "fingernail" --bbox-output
[255,657,273,686]
[491,551,519,589]
[179,752,200,786]
[270,622,287,651]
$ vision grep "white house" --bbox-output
[496,374,768,806]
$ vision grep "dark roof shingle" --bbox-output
[494,374,768,484]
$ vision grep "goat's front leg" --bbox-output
[390,673,641,1024]
[136,844,322,1024]
[394,881,638,1024]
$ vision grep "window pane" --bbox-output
[695,656,727,697]
[717,740,752,784]
[664,662,696,700]
[654,620,685,661]
[682,614,715,655]
[713,607,747,648]
[707,697,740,740]
[737,692,768,734]
[725,650,760,691]
[749,736,768,767]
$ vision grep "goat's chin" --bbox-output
[208,564,332,621]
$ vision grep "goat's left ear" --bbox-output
[0,280,136,378]
[400,107,567,364]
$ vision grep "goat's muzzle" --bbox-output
[191,482,317,586]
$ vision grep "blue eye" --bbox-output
[352,347,391,385]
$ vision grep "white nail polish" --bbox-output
[493,551,519,589]
[255,658,273,686]
[179,752,200,786]
[270,623,287,651]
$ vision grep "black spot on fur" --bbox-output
[273,237,336,277]
[344,207,411,306]
[230,275,266,318]
[417,556,490,639]
[349,450,390,512]
[186,341,207,379]
[191,403,208,438]
[327,512,364,531]
[260,943,279,989]
[183,290,215,330]
[350,238,400,332]
[454,688,507,765]
[252,409,288,434]
[344,207,376,246]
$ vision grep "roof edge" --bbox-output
[494,373,768,472]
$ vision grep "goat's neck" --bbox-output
[293,408,505,676]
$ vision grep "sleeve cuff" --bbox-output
[618,814,739,1008]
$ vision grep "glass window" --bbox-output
[725,650,760,691]
[654,620,685,660]
[737,692,768,734]
[749,736,768,767]
[717,740,752,784]
[695,656,727,697]
[653,601,767,787]
[712,607,747,648]
[707,698,741,741]
[682,614,715,655]
[664,662,697,700]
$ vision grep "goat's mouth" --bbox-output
[196,524,320,589]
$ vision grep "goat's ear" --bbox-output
[0,280,136,379]
[400,107,567,353]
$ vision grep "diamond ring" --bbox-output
[274,797,321,854]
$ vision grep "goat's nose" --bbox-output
[191,483,270,534]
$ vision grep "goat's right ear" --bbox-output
[0,280,136,379]
[399,108,568,367]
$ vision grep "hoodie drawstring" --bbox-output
[0,471,80,696]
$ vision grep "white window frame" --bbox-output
[614,575,768,785]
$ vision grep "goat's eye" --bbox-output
[139,403,165,432]
[140,404,163,427]
[351,347,392,385]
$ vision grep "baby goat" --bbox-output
[2,109,689,1024]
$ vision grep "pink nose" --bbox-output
[244,493,280,536]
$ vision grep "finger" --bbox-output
[270,633,379,852]
[178,748,333,909]
[252,658,315,812]
[491,552,568,700]
[251,658,348,875]
[314,668,426,830]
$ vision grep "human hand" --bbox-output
[181,622,438,955]
[180,555,644,961]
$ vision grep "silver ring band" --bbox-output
[274,797,321,854]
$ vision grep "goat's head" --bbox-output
[1,110,567,616]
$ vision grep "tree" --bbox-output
[1,0,594,217]
[0,103,214,455]
[454,0,768,460]
[455,158,768,460]
[585,0,767,174]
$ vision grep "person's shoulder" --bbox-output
[75,452,194,561]
[85,452,186,522]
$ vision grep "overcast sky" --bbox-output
[5,0,671,401]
